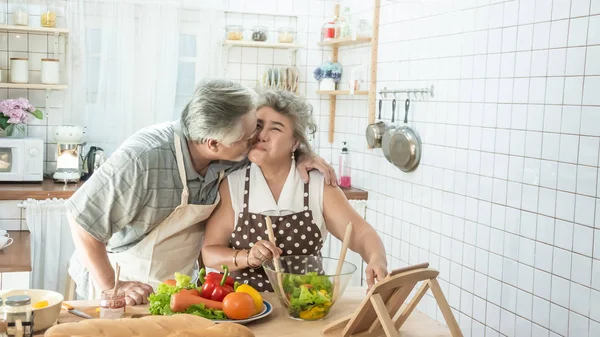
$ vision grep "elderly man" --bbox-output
[66,79,336,305]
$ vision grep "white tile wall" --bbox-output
[216,0,600,336]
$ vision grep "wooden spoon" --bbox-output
[332,222,353,303]
[265,216,290,306]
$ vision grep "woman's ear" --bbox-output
[292,139,299,153]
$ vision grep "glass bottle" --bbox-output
[338,142,351,188]
[99,289,126,319]
[40,0,57,28]
[4,295,33,337]
[12,0,28,26]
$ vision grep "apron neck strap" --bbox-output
[174,133,189,204]
[243,165,251,216]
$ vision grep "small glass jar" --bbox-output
[251,25,268,42]
[321,21,337,41]
[278,27,296,43]
[12,0,28,26]
[4,295,33,337]
[41,0,57,28]
[99,290,126,319]
[225,25,243,41]
[10,58,29,84]
[41,58,59,84]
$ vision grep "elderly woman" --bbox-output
[202,90,388,292]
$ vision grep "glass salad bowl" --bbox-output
[263,255,356,321]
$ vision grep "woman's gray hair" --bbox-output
[256,89,317,157]
[180,79,257,145]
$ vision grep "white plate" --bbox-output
[211,300,273,325]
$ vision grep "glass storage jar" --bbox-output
[321,21,337,41]
[12,0,28,26]
[251,25,268,42]
[99,290,126,319]
[40,0,57,28]
[225,25,243,40]
[277,27,296,43]
[4,295,33,337]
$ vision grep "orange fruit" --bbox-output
[222,292,255,320]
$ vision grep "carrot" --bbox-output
[170,292,223,312]
[179,288,201,297]
[164,279,177,287]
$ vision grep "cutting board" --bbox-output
[59,305,152,324]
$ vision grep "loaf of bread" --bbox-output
[44,314,255,337]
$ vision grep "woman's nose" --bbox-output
[257,128,268,142]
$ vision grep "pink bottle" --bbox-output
[338,142,351,188]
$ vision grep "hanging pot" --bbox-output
[387,98,422,172]
[365,99,386,148]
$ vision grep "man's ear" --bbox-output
[206,139,219,153]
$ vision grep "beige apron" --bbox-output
[88,133,223,299]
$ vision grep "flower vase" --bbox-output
[6,124,27,138]
[319,78,336,91]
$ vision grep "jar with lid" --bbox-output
[12,0,28,26]
[4,295,33,337]
[321,19,340,41]
[41,0,57,28]
[251,25,268,42]
[225,25,243,41]
[277,27,296,43]
[99,289,125,319]
[41,58,59,84]
[10,58,29,84]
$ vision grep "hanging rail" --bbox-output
[378,85,435,99]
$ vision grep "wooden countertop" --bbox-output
[36,288,453,337]
[0,230,31,273]
[0,178,82,201]
[0,178,369,201]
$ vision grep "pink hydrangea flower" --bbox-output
[0,98,37,125]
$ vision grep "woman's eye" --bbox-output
[272,128,282,132]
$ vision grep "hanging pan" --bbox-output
[365,99,386,148]
[387,98,422,172]
[381,98,397,163]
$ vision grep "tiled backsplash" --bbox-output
[304,0,600,336]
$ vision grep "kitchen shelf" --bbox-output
[0,83,67,90]
[318,36,372,47]
[0,24,69,35]
[317,90,369,96]
[223,40,301,51]
[319,1,381,144]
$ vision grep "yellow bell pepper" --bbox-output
[299,306,326,320]
[235,284,263,314]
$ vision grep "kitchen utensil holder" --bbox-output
[378,85,435,100]
[321,262,463,337]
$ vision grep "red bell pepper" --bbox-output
[199,267,235,287]
[200,264,234,302]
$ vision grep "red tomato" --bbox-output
[222,292,255,320]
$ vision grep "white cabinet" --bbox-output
[1,272,31,290]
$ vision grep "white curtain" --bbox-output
[65,0,181,155]
[322,200,367,287]
[24,199,75,297]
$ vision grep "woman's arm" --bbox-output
[322,185,388,288]
[202,178,281,272]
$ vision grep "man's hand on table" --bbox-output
[116,281,154,306]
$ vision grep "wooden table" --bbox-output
[36,288,452,337]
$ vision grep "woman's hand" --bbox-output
[248,240,283,267]
[365,257,388,291]
[296,152,337,186]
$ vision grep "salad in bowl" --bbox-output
[263,255,356,321]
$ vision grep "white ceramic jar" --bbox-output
[10,58,28,84]
[41,58,59,84]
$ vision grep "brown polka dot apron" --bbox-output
[229,166,324,292]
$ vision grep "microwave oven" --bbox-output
[0,137,44,182]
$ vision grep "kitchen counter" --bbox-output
[0,178,369,201]
[36,288,452,337]
[0,230,31,273]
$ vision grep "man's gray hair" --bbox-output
[181,79,257,145]
[256,89,317,157]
